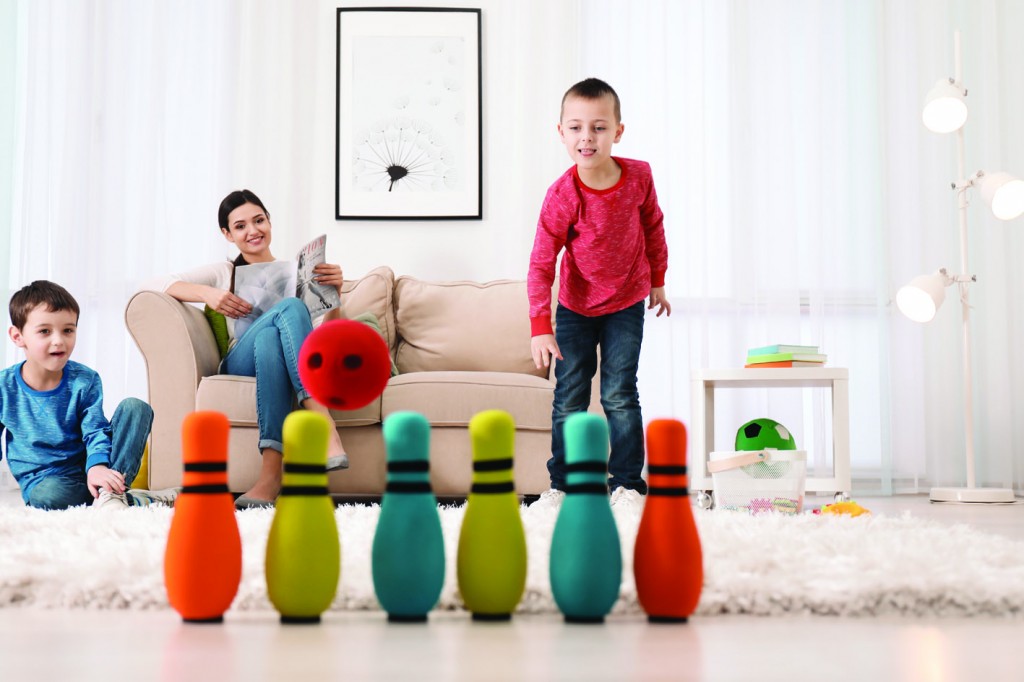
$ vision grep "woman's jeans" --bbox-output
[549,301,647,494]
[26,398,154,510]
[222,297,312,454]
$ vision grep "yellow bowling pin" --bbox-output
[456,410,527,620]
[265,411,340,623]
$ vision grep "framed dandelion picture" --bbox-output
[336,7,482,220]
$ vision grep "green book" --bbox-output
[746,351,827,364]
[747,344,819,356]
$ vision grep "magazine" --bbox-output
[232,234,341,339]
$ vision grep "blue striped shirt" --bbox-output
[0,361,112,501]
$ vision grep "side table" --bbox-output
[689,368,851,506]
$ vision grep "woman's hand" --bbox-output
[203,286,253,319]
[314,263,345,298]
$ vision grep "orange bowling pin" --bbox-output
[164,411,242,622]
[633,419,703,622]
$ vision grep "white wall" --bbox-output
[226,0,582,283]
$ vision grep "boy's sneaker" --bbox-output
[92,489,130,510]
[531,488,565,511]
[126,487,181,507]
[610,487,644,509]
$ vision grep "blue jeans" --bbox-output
[222,297,312,454]
[549,301,647,494]
[26,398,154,510]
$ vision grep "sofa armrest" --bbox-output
[125,291,221,488]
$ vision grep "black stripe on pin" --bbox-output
[648,465,687,476]
[386,481,433,494]
[182,484,230,494]
[471,482,515,494]
[183,462,227,472]
[649,486,689,497]
[284,463,326,474]
[473,458,513,472]
[279,486,330,496]
[388,460,430,473]
[565,462,608,474]
[563,483,609,495]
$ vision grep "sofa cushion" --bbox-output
[382,371,553,431]
[338,266,396,352]
[393,277,545,378]
[196,374,381,427]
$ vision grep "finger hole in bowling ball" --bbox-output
[343,354,363,370]
[307,353,323,369]
[329,396,347,408]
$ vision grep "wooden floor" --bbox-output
[1,493,1022,681]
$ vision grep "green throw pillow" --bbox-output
[351,311,398,377]
[204,306,231,359]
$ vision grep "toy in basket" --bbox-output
[706,418,807,514]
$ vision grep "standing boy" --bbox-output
[1,280,177,510]
[528,78,671,507]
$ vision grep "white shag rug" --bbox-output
[2,500,1023,617]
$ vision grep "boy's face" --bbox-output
[558,94,624,172]
[221,202,274,263]
[8,305,78,375]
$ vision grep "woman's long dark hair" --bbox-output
[218,189,270,267]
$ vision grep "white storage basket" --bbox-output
[707,449,806,514]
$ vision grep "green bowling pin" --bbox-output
[549,412,622,622]
[372,411,445,622]
[457,410,527,620]
[265,410,340,623]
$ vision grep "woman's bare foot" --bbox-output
[302,398,346,458]
[241,448,283,501]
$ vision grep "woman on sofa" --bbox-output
[143,189,347,508]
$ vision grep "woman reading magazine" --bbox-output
[142,189,347,509]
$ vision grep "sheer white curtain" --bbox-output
[5,0,240,411]
[578,0,1024,493]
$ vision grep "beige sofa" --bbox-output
[125,266,562,497]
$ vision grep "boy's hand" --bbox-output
[204,287,253,319]
[649,287,672,317]
[87,465,126,498]
[531,334,563,370]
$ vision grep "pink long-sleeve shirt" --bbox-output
[527,157,668,336]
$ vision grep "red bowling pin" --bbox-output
[633,419,703,622]
[164,411,242,622]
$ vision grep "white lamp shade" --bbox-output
[896,273,948,322]
[975,171,1024,220]
[922,79,968,133]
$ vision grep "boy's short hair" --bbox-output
[560,78,622,123]
[9,280,80,329]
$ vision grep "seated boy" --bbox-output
[1,280,178,510]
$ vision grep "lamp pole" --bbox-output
[929,30,1014,503]
[952,31,976,491]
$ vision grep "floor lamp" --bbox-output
[896,30,1024,504]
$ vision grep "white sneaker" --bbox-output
[92,489,130,510]
[610,487,644,508]
[127,487,180,507]
[531,488,566,510]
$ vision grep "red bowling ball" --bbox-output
[298,319,391,410]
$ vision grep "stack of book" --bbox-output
[745,344,826,368]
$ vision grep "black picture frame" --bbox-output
[335,7,482,220]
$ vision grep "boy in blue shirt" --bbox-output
[1,280,177,509]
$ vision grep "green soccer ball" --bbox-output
[734,418,796,479]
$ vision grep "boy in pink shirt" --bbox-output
[528,78,671,506]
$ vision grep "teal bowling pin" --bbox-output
[457,410,527,620]
[372,411,445,622]
[265,411,341,623]
[550,413,622,623]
